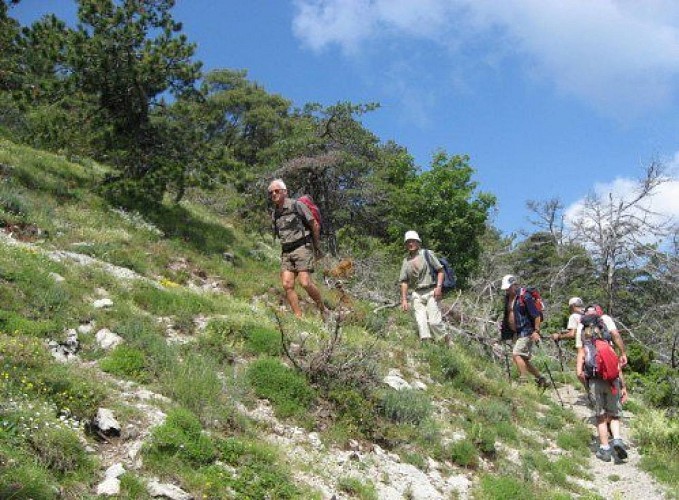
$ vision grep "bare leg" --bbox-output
[597,416,610,447]
[281,270,302,317]
[298,271,326,315]
[524,360,542,378]
[512,355,535,377]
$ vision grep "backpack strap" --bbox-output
[292,199,313,233]
[272,199,310,240]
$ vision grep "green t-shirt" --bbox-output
[399,249,442,290]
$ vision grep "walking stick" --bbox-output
[503,341,511,381]
[554,337,565,373]
[539,340,564,408]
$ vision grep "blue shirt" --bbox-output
[502,288,541,338]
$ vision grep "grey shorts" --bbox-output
[512,336,535,359]
[281,243,314,273]
[588,378,622,417]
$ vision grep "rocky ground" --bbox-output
[552,384,669,499]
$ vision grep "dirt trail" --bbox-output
[554,384,669,499]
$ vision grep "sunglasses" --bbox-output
[268,189,283,195]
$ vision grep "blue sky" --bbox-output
[11,0,679,236]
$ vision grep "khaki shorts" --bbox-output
[512,335,535,359]
[588,378,622,417]
[281,243,314,273]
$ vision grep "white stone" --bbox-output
[96,328,123,350]
[147,480,193,500]
[49,272,65,282]
[383,375,412,391]
[78,322,95,334]
[93,408,121,436]
[308,432,324,450]
[96,477,121,496]
[93,298,113,309]
[105,463,125,479]
[413,380,428,391]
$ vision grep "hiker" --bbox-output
[399,231,448,344]
[499,274,549,388]
[576,304,629,462]
[269,179,328,319]
[552,296,585,343]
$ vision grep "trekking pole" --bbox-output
[553,337,565,372]
[539,340,564,408]
[503,341,511,381]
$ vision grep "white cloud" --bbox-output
[292,0,679,116]
[564,174,679,232]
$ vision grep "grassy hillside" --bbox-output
[0,139,674,499]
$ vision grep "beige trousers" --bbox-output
[411,289,444,340]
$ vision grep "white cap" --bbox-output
[404,230,421,243]
[500,274,517,290]
[568,297,583,307]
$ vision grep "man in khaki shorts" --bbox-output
[269,179,327,319]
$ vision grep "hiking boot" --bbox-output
[536,376,549,390]
[595,446,612,462]
[611,438,628,461]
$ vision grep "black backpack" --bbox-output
[424,250,457,292]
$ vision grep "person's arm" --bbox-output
[553,328,576,342]
[433,268,444,300]
[576,347,586,384]
[531,315,542,342]
[400,282,409,311]
[311,219,322,255]
[618,370,628,404]
[611,329,628,367]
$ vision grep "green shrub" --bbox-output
[0,311,59,338]
[449,438,479,468]
[42,369,107,421]
[162,352,224,425]
[468,422,496,457]
[0,334,51,369]
[119,474,151,499]
[477,399,513,423]
[328,388,377,438]
[213,437,303,499]
[627,343,654,373]
[0,187,31,219]
[402,451,428,470]
[556,424,592,451]
[99,345,148,382]
[475,474,537,500]
[378,389,432,425]
[246,358,316,419]
[28,426,93,474]
[337,476,378,500]
[146,408,216,466]
[632,409,679,454]
[245,326,282,356]
[0,462,58,500]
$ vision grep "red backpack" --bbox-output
[517,287,545,319]
[272,195,322,238]
[296,195,322,230]
[581,314,620,394]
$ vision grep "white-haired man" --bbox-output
[269,179,327,319]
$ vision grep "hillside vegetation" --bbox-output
[0,139,677,499]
